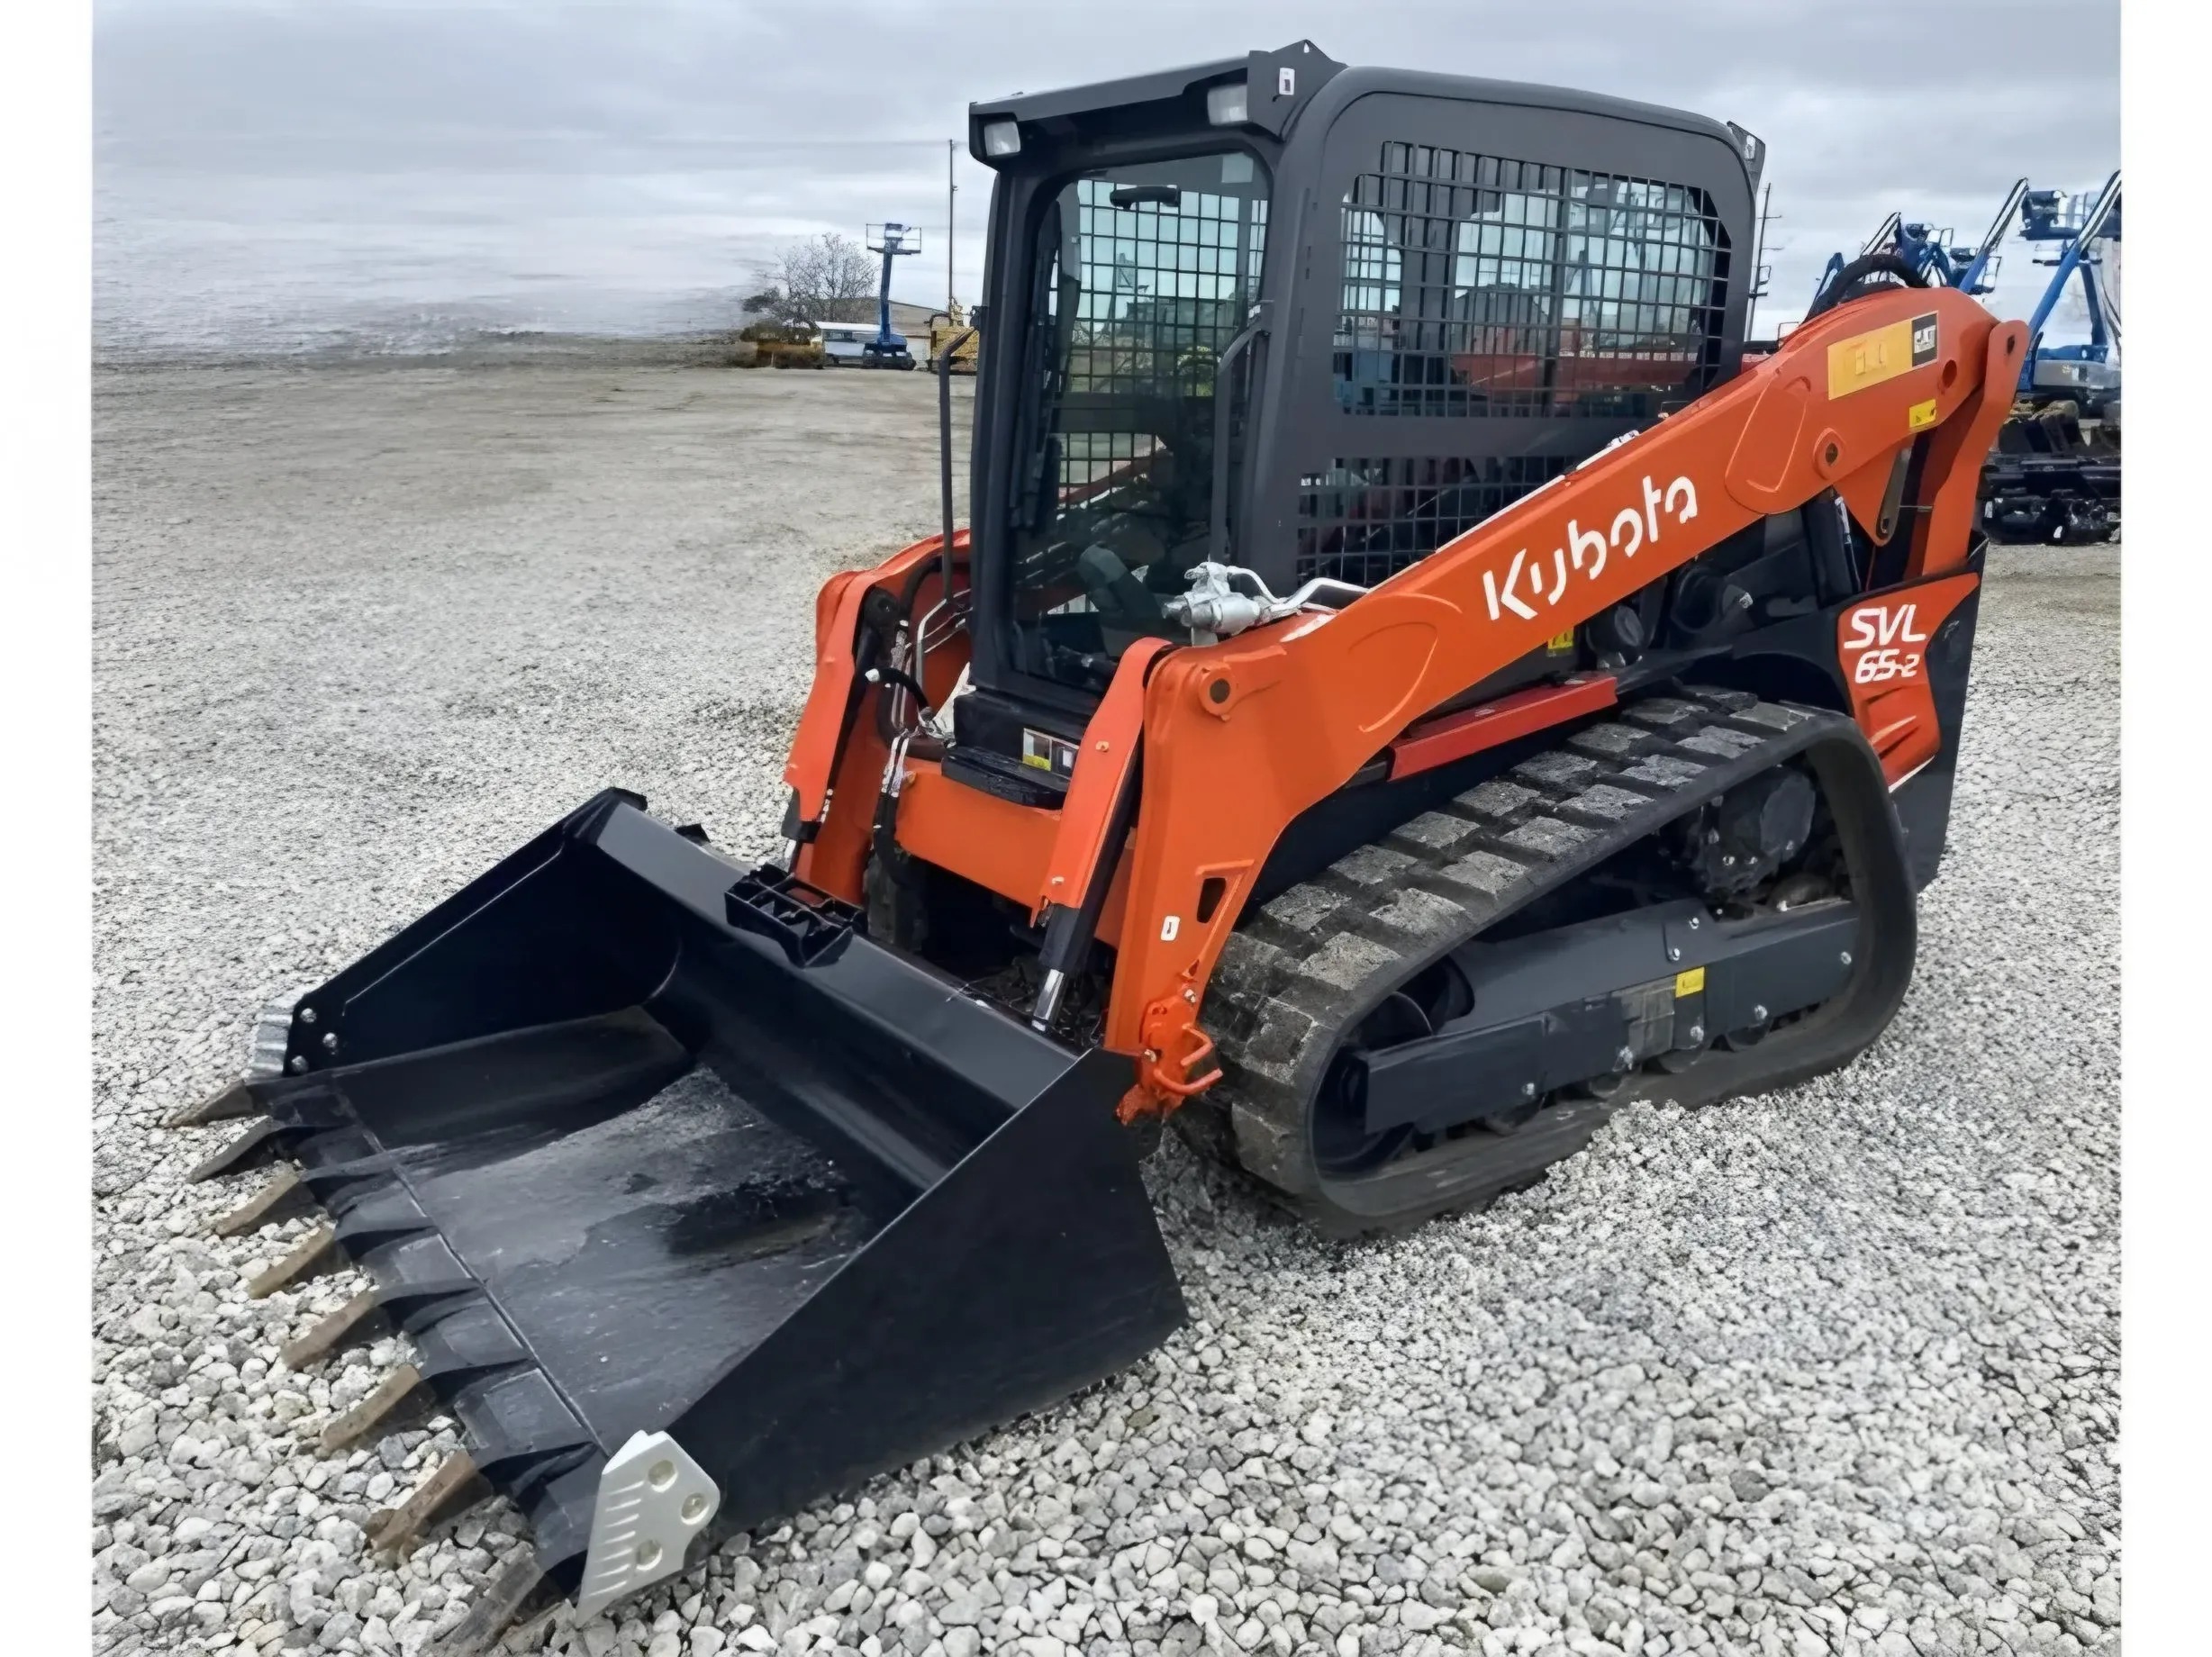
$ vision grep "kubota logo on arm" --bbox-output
[1482,473,1700,622]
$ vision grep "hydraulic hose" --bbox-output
[938,329,978,621]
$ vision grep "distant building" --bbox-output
[888,300,941,337]
[811,299,941,338]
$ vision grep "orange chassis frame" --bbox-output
[784,290,2026,1117]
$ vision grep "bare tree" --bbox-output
[742,233,880,326]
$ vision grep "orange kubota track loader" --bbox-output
[175,43,2022,1642]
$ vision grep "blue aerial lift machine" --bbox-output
[860,222,923,370]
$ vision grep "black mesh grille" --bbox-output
[1049,178,1267,508]
[1296,455,1573,586]
[1336,143,1727,419]
[1004,154,1273,691]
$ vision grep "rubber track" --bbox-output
[1195,684,1830,1230]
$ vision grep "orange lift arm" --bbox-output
[1103,288,2025,1112]
[778,289,2024,1117]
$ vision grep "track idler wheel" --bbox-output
[1312,993,1425,1173]
[1572,1067,1636,1100]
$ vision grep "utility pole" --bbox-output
[947,139,957,312]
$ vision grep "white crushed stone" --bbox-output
[94,360,2117,1657]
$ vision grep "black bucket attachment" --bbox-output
[189,791,1183,1624]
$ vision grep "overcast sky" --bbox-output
[95,0,2119,354]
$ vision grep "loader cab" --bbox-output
[954,44,1759,788]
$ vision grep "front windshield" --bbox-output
[1008,149,1271,691]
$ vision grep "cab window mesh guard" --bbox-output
[1041,178,1269,555]
[1335,143,1728,419]
[1296,454,1574,585]
[1009,159,1269,683]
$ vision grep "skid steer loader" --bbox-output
[170,43,2023,1646]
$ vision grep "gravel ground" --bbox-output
[93,359,2119,1657]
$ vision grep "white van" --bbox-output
[818,321,914,369]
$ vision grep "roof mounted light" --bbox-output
[981,119,1021,158]
[1206,79,1249,127]
[1728,122,1766,175]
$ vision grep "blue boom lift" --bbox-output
[1981,172,2121,543]
[1809,179,2027,308]
[862,222,922,369]
[2011,171,2122,413]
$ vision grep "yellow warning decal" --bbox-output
[1673,966,1706,997]
[1546,629,1575,652]
[1827,310,1940,400]
[1020,752,1054,771]
[1908,397,1939,430]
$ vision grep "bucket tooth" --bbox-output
[247,1225,340,1299]
[367,1450,489,1558]
[214,1168,313,1238]
[282,1287,389,1368]
[426,1545,550,1656]
[320,1363,433,1452]
[187,1118,290,1183]
[166,1080,259,1129]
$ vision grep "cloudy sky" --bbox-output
[95,0,2119,356]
